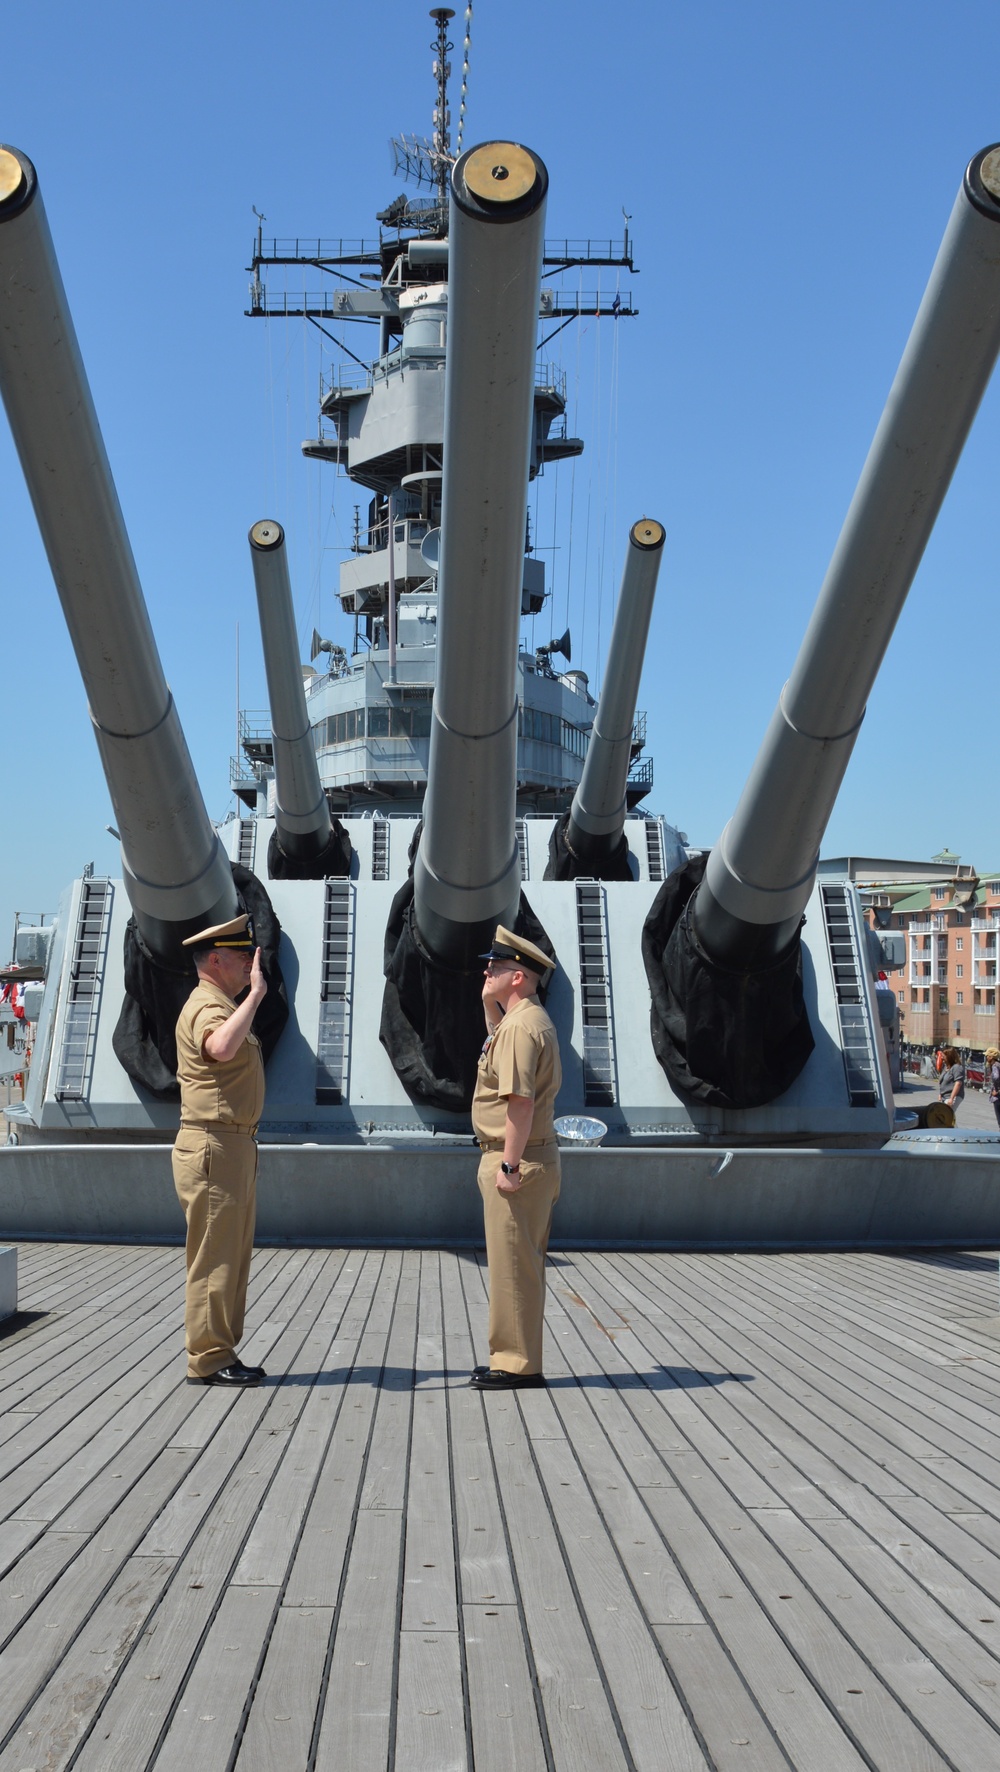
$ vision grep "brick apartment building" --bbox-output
[837,852,1000,1058]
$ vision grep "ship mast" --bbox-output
[429,8,454,215]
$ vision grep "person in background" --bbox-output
[470,926,561,1391]
[938,1046,965,1120]
[985,1046,1000,1131]
[172,913,268,1387]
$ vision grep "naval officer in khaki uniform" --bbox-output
[471,926,561,1390]
[172,914,268,1387]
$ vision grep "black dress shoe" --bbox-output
[231,1357,267,1378]
[469,1368,545,1390]
[187,1363,263,1387]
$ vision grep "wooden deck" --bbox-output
[3,1243,1000,1770]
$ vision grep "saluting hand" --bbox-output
[249,947,267,1003]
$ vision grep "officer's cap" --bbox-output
[182,913,255,950]
[480,925,555,974]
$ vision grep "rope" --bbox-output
[455,5,473,159]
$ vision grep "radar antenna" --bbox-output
[389,7,474,213]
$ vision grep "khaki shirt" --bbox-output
[175,980,265,1131]
[472,996,561,1146]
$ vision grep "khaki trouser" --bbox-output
[172,1126,257,1378]
[477,1148,561,1374]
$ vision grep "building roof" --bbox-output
[819,854,977,885]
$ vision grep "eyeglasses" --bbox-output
[485,960,517,974]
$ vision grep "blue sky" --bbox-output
[2,0,998,949]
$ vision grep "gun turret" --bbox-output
[645,144,1000,1108]
[412,140,549,969]
[551,517,664,879]
[248,519,350,879]
[0,146,237,960]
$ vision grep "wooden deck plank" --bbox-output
[0,1553,175,1768]
[0,1259,181,1434]
[394,1627,468,1772]
[5,1242,1000,1769]
[596,1250,1000,1518]
[552,1256,941,1769]
[617,1251,967,1503]
[462,1604,548,1772]
[234,1250,396,1587]
[481,1403,636,1771]
[639,1482,881,1771]
[541,1395,704,1626]
[769,1508,1000,1751]
[723,1249,1000,1410]
[584,1252,1000,1766]
[151,1584,279,1770]
[654,1623,794,1771]
[528,1433,710,1770]
[401,1251,459,1634]
[574,1251,901,1520]
[281,1251,405,1607]
[441,1249,519,1609]
[359,1248,419,1512]
[235,1604,332,1771]
[0,1538,176,1746]
[313,1507,403,1772]
[0,1529,89,1647]
[0,1248,305,1517]
[560,1290,957,1772]
[68,1334,343,1772]
[733,1504,999,1770]
[668,1252,1000,1509]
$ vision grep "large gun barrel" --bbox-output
[412,141,548,968]
[248,519,334,866]
[565,517,665,867]
[0,147,236,958]
[695,144,1000,968]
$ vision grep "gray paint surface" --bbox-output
[0,1246,15,1317]
[2,1143,999,1249]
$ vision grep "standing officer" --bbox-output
[172,913,268,1387]
[471,925,561,1391]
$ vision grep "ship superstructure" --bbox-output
[2,10,1000,1212]
[237,5,650,824]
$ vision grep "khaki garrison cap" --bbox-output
[480,925,555,974]
[181,914,255,950]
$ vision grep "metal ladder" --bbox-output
[821,884,879,1106]
[54,878,113,1102]
[575,881,617,1106]
[316,880,355,1105]
[371,817,390,880]
[237,820,256,869]
[645,817,665,882]
[516,818,528,881]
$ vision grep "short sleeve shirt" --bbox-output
[939,1062,965,1103]
[175,980,265,1130]
[472,996,561,1145]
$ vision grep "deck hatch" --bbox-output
[575,880,617,1106]
[821,883,879,1106]
[54,878,113,1103]
[316,880,355,1105]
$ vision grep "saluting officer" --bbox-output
[471,925,561,1390]
[172,913,268,1387]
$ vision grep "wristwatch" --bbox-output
[500,1160,520,1176]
